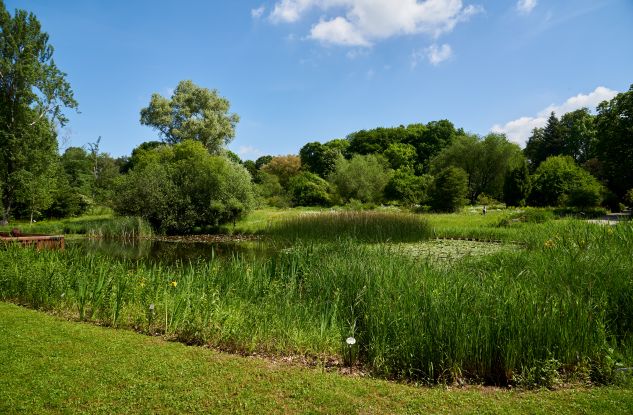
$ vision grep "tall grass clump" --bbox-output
[0,215,152,239]
[265,211,431,243]
[1,220,632,385]
[85,216,153,240]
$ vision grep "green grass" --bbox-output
[2,301,632,414]
[2,220,632,385]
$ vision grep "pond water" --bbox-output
[69,238,272,264]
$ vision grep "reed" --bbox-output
[265,210,432,242]
[1,220,631,385]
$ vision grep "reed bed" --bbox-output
[1,221,632,386]
[0,216,152,239]
[265,210,432,242]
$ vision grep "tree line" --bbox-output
[1,1,631,234]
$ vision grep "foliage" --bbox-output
[139,80,239,153]
[595,84,633,199]
[525,112,564,170]
[299,141,339,178]
[113,140,255,234]
[0,2,77,221]
[529,156,603,208]
[383,142,417,170]
[625,189,633,207]
[329,154,392,204]
[432,133,524,204]
[346,121,461,173]
[260,155,301,187]
[384,168,432,206]
[430,166,468,212]
[287,171,332,206]
[504,160,532,207]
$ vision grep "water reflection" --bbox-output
[70,238,271,264]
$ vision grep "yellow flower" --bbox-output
[544,239,555,248]
[170,280,178,288]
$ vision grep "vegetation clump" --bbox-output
[265,210,431,243]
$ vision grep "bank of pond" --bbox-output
[0,210,632,388]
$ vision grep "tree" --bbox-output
[524,113,564,170]
[384,143,417,170]
[559,108,597,164]
[529,156,602,208]
[260,155,301,187]
[429,166,468,212]
[140,80,239,154]
[384,168,432,206]
[431,133,523,204]
[299,141,339,178]
[503,160,531,207]
[329,154,392,204]
[0,2,77,222]
[113,140,255,234]
[595,85,633,199]
[287,171,332,206]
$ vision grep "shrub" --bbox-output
[430,166,468,212]
[113,140,255,234]
[384,168,432,206]
[529,156,603,208]
[329,154,392,204]
[287,172,332,207]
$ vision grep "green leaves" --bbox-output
[140,80,239,154]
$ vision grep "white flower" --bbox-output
[149,303,155,311]
[346,337,356,346]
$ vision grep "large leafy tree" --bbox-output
[0,1,77,222]
[140,80,239,154]
[431,133,524,204]
[595,85,633,199]
[329,154,392,204]
[299,141,339,178]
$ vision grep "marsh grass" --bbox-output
[1,220,632,386]
[0,215,152,239]
[266,210,431,242]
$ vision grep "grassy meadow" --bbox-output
[2,208,632,391]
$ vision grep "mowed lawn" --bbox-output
[1,302,632,414]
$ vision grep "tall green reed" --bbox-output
[265,210,431,242]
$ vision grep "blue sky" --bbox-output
[5,0,633,159]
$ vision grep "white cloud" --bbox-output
[411,43,452,67]
[251,6,266,19]
[269,0,482,47]
[491,86,618,147]
[516,0,537,14]
[310,16,371,46]
[237,145,263,159]
[425,43,452,65]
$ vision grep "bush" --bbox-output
[529,156,603,208]
[287,172,332,207]
[113,140,255,234]
[329,154,392,204]
[384,168,432,206]
[430,166,468,212]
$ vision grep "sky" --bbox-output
[4,0,633,159]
